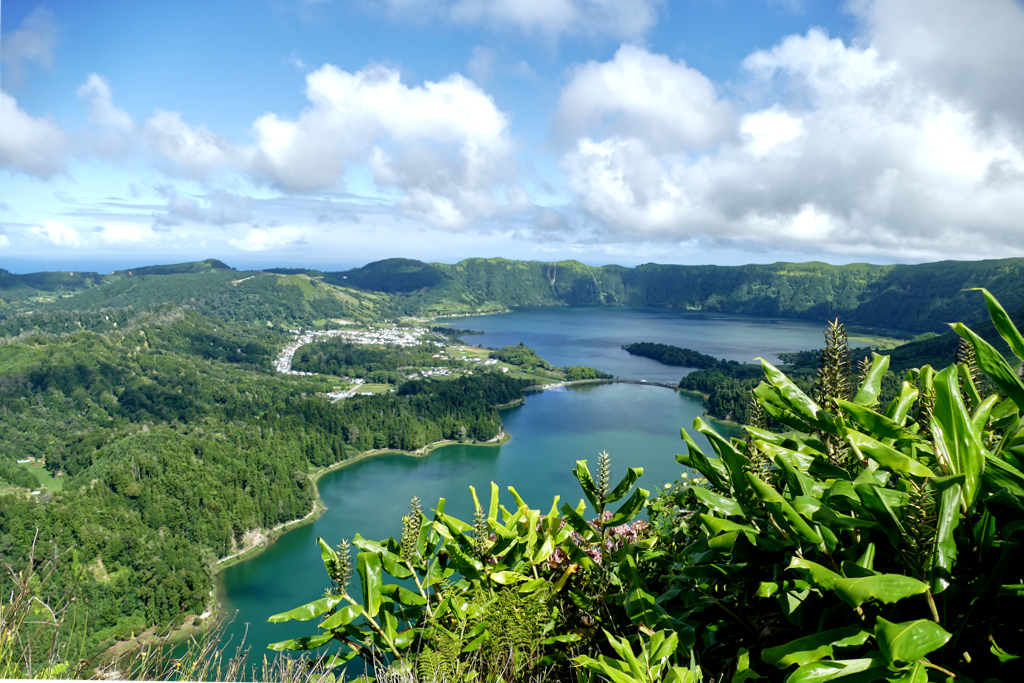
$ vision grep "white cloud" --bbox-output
[855,0,1024,132]
[144,110,239,176]
[250,63,519,228]
[557,14,1024,261]
[30,221,81,247]
[0,235,10,249]
[0,91,71,178]
[229,227,305,252]
[0,7,59,86]
[740,106,804,157]
[77,74,133,130]
[556,45,733,152]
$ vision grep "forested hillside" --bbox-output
[0,300,535,664]
[333,256,1024,333]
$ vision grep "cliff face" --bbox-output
[335,256,1024,333]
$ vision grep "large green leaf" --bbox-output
[847,431,935,478]
[758,359,838,433]
[746,473,823,545]
[696,417,751,499]
[853,353,890,407]
[624,587,670,629]
[267,595,344,623]
[610,486,650,525]
[787,558,841,591]
[266,633,336,651]
[786,657,886,683]
[930,475,963,593]
[983,452,1024,499]
[560,501,601,542]
[318,536,338,568]
[854,483,906,547]
[445,543,484,582]
[885,382,920,426]
[762,626,871,668]
[574,655,640,683]
[755,383,818,433]
[835,399,919,442]
[874,616,951,666]
[690,486,743,516]
[607,466,644,504]
[678,428,729,491]
[831,574,928,608]
[573,460,601,511]
[319,604,363,631]
[931,364,985,507]
[973,287,1024,362]
[952,322,1024,409]
[357,552,383,618]
[700,514,759,536]
[971,393,1000,435]
[352,534,414,579]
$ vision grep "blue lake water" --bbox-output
[216,307,838,667]
[450,307,841,383]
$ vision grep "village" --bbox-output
[272,325,510,401]
[271,325,435,376]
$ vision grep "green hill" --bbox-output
[420,257,1024,333]
[111,258,234,277]
[37,270,385,325]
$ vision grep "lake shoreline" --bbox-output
[207,380,681,617]
[207,429,513,616]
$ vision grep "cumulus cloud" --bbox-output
[144,110,239,176]
[379,0,659,40]
[556,45,733,152]
[0,91,71,178]
[557,2,1024,261]
[0,7,59,86]
[250,63,519,228]
[30,221,81,247]
[77,74,133,130]
[855,0,1024,133]
[229,227,305,252]
[0,235,10,249]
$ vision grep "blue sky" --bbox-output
[2,0,1023,273]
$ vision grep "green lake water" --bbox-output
[215,307,837,667]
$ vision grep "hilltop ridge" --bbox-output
[6,255,1024,334]
[327,256,1024,333]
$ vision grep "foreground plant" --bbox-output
[663,289,1023,680]
[267,452,678,681]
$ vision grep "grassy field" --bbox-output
[450,345,492,360]
[358,383,393,394]
[27,461,64,492]
[849,333,907,350]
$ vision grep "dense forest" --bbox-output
[291,338,453,382]
[0,300,534,664]
[622,341,741,370]
[490,342,553,371]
